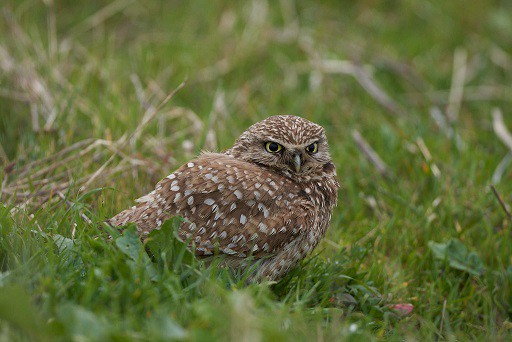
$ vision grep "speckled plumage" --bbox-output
[107,115,339,281]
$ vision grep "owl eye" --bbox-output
[265,141,283,153]
[305,142,318,154]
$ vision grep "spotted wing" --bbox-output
[108,153,314,258]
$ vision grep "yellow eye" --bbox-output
[305,142,318,154]
[265,141,283,153]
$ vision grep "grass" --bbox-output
[1,0,511,340]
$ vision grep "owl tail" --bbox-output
[106,189,171,239]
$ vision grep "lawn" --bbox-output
[1,1,511,340]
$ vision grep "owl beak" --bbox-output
[293,154,301,173]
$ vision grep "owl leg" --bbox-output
[252,239,305,282]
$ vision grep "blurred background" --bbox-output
[1,1,511,205]
[0,0,511,339]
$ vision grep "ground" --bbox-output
[0,1,511,340]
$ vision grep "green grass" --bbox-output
[1,0,512,340]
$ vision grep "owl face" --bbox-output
[228,115,333,180]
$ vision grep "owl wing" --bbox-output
[108,153,314,259]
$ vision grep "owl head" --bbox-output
[227,115,335,181]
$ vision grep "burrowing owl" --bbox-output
[108,115,339,281]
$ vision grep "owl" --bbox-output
[107,115,339,281]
